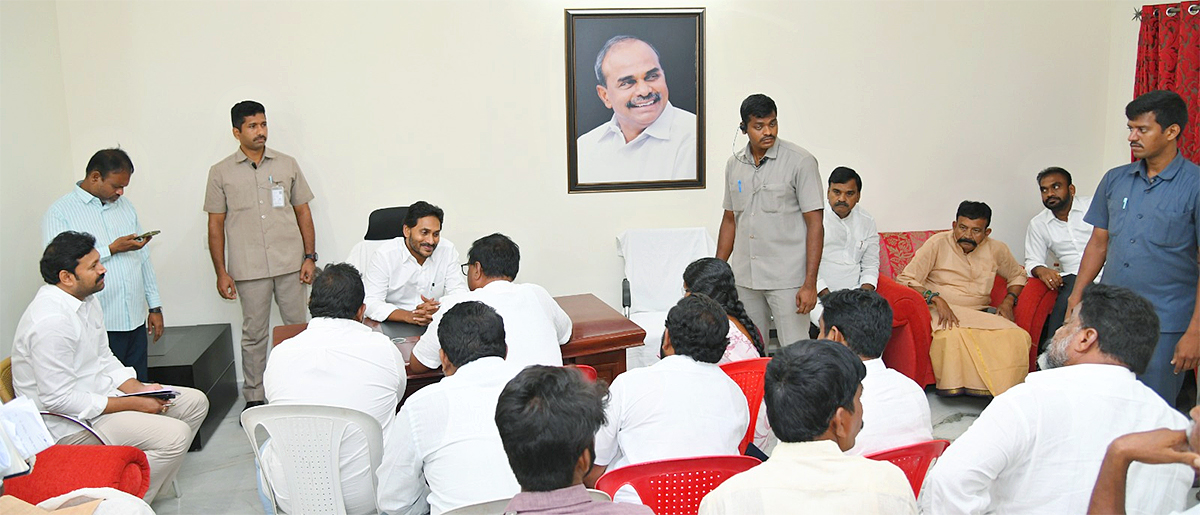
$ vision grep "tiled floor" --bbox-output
[149,388,993,514]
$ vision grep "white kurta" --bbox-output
[846,358,933,456]
[921,363,1190,515]
[262,317,407,515]
[817,202,880,292]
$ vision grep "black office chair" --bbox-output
[364,206,408,240]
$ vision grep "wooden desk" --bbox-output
[271,293,645,401]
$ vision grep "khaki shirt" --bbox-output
[204,147,314,281]
[722,139,824,290]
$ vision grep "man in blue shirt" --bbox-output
[43,148,163,380]
[1068,90,1200,406]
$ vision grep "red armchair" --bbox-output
[877,231,1057,387]
[3,444,150,504]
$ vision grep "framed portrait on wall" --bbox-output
[565,8,705,193]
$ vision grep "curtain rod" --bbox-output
[1134,4,1200,20]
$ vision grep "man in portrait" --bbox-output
[576,35,696,184]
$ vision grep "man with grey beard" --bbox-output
[921,284,1190,515]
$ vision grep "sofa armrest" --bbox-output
[877,276,935,386]
[1015,279,1057,371]
[3,445,150,504]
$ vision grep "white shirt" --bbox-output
[817,202,881,292]
[595,354,749,503]
[412,280,572,370]
[921,363,1190,515]
[376,356,522,515]
[847,358,933,456]
[262,317,407,515]
[576,103,697,184]
[11,285,136,440]
[363,237,468,322]
[1024,195,1095,276]
[699,440,917,515]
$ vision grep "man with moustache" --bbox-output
[362,200,467,326]
[1024,167,1097,351]
[576,35,696,183]
[816,166,880,296]
[717,93,824,349]
[204,100,318,410]
[1068,90,1200,407]
[896,201,1031,397]
[922,284,1189,514]
[11,231,209,502]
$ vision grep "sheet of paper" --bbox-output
[0,396,54,460]
[116,387,179,398]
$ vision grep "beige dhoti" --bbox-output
[930,305,1031,396]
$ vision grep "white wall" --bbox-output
[1,1,76,358]
[0,0,1144,365]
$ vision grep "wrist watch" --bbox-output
[304,253,319,263]
[148,307,162,314]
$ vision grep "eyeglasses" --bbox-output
[461,263,472,275]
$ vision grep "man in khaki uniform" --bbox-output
[204,100,317,409]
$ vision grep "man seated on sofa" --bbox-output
[896,201,1031,396]
[11,231,209,503]
[818,289,931,456]
[408,233,572,373]
[1024,166,1097,352]
[262,263,406,515]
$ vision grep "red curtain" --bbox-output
[1135,1,1200,162]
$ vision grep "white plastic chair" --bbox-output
[241,404,384,515]
[616,228,716,369]
[443,489,612,515]
[346,239,387,273]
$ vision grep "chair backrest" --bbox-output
[241,404,385,515]
[617,228,715,314]
[719,358,770,454]
[444,489,611,515]
[271,323,309,347]
[345,239,387,272]
[1,357,14,403]
[594,455,761,515]
[567,364,598,382]
[364,206,409,241]
[864,439,951,497]
[878,230,942,279]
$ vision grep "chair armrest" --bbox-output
[40,412,107,444]
[1015,280,1058,370]
[3,445,150,504]
[876,277,935,386]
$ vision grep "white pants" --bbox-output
[59,386,209,502]
[736,286,810,349]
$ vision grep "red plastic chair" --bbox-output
[719,358,770,453]
[594,455,761,515]
[567,364,598,382]
[864,439,951,497]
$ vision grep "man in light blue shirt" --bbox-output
[43,148,162,380]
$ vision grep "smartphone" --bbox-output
[136,230,161,242]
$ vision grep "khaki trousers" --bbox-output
[59,386,209,502]
[736,286,809,349]
[236,272,308,401]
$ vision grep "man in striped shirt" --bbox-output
[43,148,162,380]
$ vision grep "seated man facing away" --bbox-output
[896,200,1031,396]
[409,233,572,373]
[11,231,209,503]
[377,301,522,515]
[584,294,749,503]
[363,200,467,325]
[496,365,653,515]
[1087,406,1200,514]
[921,284,1190,515]
[261,263,406,515]
[818,289,932,456]
[699,340,916,514]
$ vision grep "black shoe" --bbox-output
[240,400,266,427]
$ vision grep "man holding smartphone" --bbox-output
[205,100,317,410]
[43,148,163,380]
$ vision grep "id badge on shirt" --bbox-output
[271,185,285,208]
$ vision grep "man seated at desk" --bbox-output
[409,233,572,373]
[363,200,466,326]
[262,263,406,515]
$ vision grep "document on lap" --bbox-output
[117,387,180,400]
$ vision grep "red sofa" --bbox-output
[877,230,1057,387]
[3,445,149,504]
